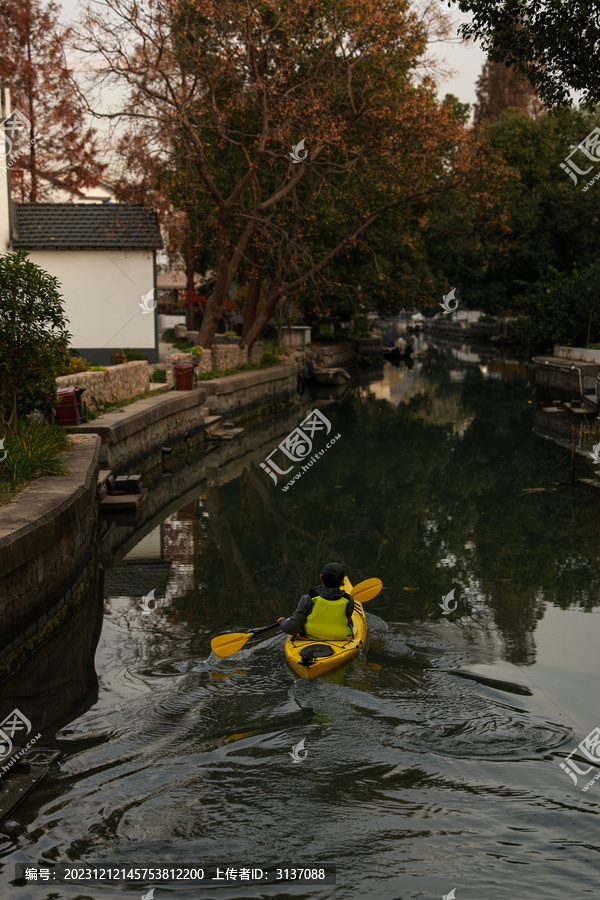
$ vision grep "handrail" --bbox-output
[536,358,583,398]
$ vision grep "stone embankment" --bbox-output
[0,434,100,680]
[0,335,382,682]
[426,317,516,343]
[57,361,149,405]
[532,345,600,397]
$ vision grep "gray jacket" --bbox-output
[278,585,354,636]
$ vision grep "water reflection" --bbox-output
[2,343,600,900]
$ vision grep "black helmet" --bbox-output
[321,562,345,587]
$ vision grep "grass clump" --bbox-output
[0,419,72,506]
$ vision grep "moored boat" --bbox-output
[284,576,367,678]
[310,367,352,386]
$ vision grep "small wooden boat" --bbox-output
[310,367,352,386]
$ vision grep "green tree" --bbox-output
[449,0,600,108]
[444,107,600,323]
[0,251,71,435]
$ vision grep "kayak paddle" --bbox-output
[210,577,383,659]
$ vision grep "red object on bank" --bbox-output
[55,387,83,425]
[173,364,194,391]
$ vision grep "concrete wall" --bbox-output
[56,361,149,406]
[0,88,12,254]
[24,249,157,363]
[281,327,311,348]
[532,356,600,395]
[312,342,355,367]
[0,435,100,679]
[356,336,384,356]
[202,358,301,418]
[69,390,208,469]
[555,346,600,364]
[159,314,186,332]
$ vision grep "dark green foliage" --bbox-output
[0,251,71,435]
[450,0,600,108]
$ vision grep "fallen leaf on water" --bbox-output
[403,587,419,591]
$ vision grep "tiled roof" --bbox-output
[12,203,162,250]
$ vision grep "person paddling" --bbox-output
[277,563,354,641]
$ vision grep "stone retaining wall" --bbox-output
[355,336,384,356]
[202,358,301,418]
[68,390,208,469]
[166,343,263,378]
[0,435,101,679]
[57,361,149,406]
[555,346,600,364]
[311,342,355,367]
[212,345,248,371]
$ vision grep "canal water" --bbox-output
[2,345,600,900]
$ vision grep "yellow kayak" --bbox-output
[284,577,367,678]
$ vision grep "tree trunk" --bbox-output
[184,234,195,330]
[243,284,282,350]
[25,19,37,203]
[241,241,263,342]
[198,216,231,347]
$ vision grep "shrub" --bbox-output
[88,365,107,372]
[58,354,91,376]
[150,367,167,383]
[0,418,72,505]
[109,349,148,365]
[0,251,71,434]
[261,352,281,366]
[162,328,176,343]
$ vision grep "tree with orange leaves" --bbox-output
[0,0,105,201]
[74,0,498,348]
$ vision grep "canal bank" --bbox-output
[3,349,600,900]
[0,356,307,680]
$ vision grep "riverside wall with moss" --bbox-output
[56,361,149,405]
[0,435,101,681]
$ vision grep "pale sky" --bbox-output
[58,0,487,112]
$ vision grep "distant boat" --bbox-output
[311,367,352,386]
[383,338,413,362]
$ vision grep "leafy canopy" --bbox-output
[0,251,71,435]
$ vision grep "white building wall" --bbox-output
[25,249,156,357]
[0,87,12,254]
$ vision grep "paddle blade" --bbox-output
[351,577,383,604]
[210,631,252,658]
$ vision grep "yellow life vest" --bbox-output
[304,594,353,641]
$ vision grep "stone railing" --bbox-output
[56,361,149,406]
